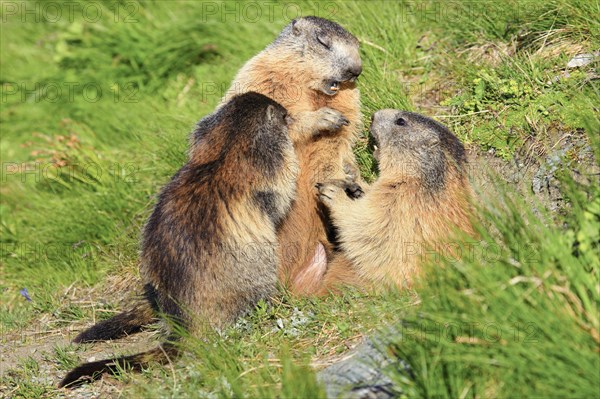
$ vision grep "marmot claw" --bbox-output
[315,107,350,132]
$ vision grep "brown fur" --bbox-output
[306,110,475,295]
[59,92,298,387]
[141,93,299,332]
[220,16,363,291]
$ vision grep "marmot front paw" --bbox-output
[316,179,363,204]
[316,182,340,205]
[343,181,364,199]
[314,107,349,132]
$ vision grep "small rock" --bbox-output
[318,337,408,398]
[532,146,570,194]
[566,53,598,68]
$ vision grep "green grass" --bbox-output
[1,0,598,397]
[389,164,600,397]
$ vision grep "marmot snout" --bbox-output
[371,109,467,194]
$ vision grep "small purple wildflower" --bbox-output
[20,288,32,302]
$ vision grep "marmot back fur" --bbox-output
[59,92,297,387]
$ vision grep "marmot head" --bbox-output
[272,16,362,96]
[191,92,292,170]
[370,110,466,192]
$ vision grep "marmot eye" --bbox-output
[317,34,331,50]
[395,117,407,126]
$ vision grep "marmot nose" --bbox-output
[346,65,363,81]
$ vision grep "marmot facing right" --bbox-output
[313,110,475,293]
[220,16,363,292]
[59,92,298,387]
[140,92,299,332]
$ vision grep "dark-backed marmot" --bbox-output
[59,92,299,387]
[306,110,475,294]
[220,16,363,292]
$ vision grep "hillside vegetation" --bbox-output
[1,1,598,397]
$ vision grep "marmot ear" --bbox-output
[291,19,304,36]
[292,19,300,35]
[266,104,276,122]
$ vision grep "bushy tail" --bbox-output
[73,301,155,343]
[58,341,178,388]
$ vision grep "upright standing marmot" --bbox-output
[59,92,299,387]
[220,16,363,291]
[306,110,474,294]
